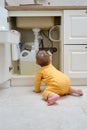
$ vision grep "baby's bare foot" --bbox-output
[47,93,60,106]
[76,89,83,96]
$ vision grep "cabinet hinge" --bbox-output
[9,66,13,72]
[7,17,10,22]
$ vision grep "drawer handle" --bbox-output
[85,46,87,49]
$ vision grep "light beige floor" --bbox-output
[0,86,87,130]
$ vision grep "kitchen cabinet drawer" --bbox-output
[64,45,87,85]
[64,10,87,45]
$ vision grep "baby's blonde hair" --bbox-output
[36,50,50,66]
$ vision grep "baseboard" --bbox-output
[71,78,87,86]
[11,75,35,86]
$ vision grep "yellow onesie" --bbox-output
[34,64,70,100]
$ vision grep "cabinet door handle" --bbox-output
[85,11,87,13]
[85,46,87,49]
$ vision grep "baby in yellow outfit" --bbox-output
[34,50,83,105]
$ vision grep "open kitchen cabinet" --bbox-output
[0,7,20,85]
[0,8,63,86]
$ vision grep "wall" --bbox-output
[5,0,87,6]
[35,0,87,6]
[0,0,5,7]
[49,0,87,6]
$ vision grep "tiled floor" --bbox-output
[0,86,87,130]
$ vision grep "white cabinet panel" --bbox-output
[0,30,20,84]
[71,17,87,37]
[0,44,11,84]
[0,7,9,30]
[64,45,87,78]
[64,10,87,44]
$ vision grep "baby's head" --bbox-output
[36,50,50,67]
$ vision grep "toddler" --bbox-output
[34,50,83,106]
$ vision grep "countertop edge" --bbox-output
[5,5,87,11]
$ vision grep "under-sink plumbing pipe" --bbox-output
[49,25,60,42]
[32,28,40,52]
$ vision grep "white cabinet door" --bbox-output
[64,10,87,45]
[0,44,11,84]
[64,45,87,78]
[0,8,11,84]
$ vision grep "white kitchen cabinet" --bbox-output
[0,7,63,86]
[64,10,87,85]
[10,11,62,86]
